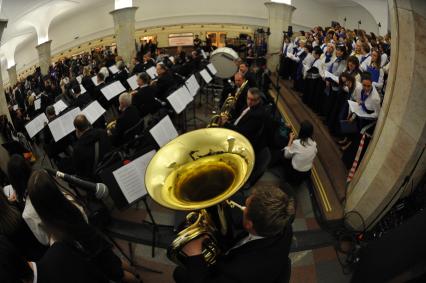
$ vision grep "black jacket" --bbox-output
[72,128,111,179]
[111,105,140,146]
[232,83,250,119]
[74,92,93,109]
[227,103,266,151]
[155,72,177,100]
[174,226,293,283]
[132,85,160,117]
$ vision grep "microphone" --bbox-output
[45,168,108,200]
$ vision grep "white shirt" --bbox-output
[234,107,250,125]
[284,139,318,172]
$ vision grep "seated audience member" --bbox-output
[154,62,177,100]
[0,236,34,283]
[132,72,160,118]
[27,170,140,283]
[221,87,266,152]
[284,121,318,185]
[174,185,294,283]
[73,114,112,180]
[110,92,141,146]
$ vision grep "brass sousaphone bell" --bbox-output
[145,128,255,265]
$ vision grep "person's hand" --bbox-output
[182,235,208,257]
[289,132,296,140]
[220,114,229,125]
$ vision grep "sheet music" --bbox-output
[101,81,126,101]
[76,75,83,84]
[347,100,376,119]
[48,107,81,142]
[12,105,18,110]
[82,101,106,124]
[180,85,194,106]
[25,113,48,138]
[34,98,41,110]
[127,75,138,90]
[53,100,68,115]
[207,63,218,75]
[146,66,158,80]
[199,69,213,83]
[80,84,87,94]
[109,65,119,74]
[185,75,200,97]
[201,50,207,59]
[91,75,100,86]
[149,115,178,147]
[167,89,187,114]
[3,185,14,198]
[113,150,156,204]
[324,71,339,83]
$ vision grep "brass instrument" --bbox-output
[106,120,116,135]
[145,128,254,265]
[208,79,249,127]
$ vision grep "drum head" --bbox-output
[210,47,239,79]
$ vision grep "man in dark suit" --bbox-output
[109,92,141,146]
[93,72,109,110]
[72,114,112,180]
[132,72,160,118]
[154,63,177,100]
[174,185,294,283]
[72,84,92,109]
[239,62,258,88]
[230,72,250,119]
[222,87,266,152]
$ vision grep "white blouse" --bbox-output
[284,138,318,172]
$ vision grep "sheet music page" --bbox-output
[76,75,83,84]
[13,105,18,110]
[48,107,81,142]
[101,81,126,101]
[113,150,156,204]
[347,100,376,119]
[91,75,100,86]
[53,100,68,115]
[207,63,218,75]
[180,86,194,106]
[82,101,106,124]
[167,89,186,114]
[324,71,339,83]
[3,185,14,198]
[127,75,138,90]
[80,84,87,94]
[201,50,207,59]
[199,69,213,83]
[185,75,200,97]
[25,113,48,138]
[146,66,158,79]
[149,115,178,147]
[34,99,41,110]
[109,65,119,74]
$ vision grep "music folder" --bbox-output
[34,98,42,111]
[127,75,138,90]
[146,66,158,80]
[112,150,156,204]
[53,99,68,115]
[80,84,87,94]
[101,81,126,101]
[199,69,213,83]
[167,86,193,114]
[207,63,218,75]
[149,115,178,147]
[91,75,100,86]
[76,75,83,84]
[25,113,49,138]
[81,101,106,124]
[185,75,200,97]
[109,65,119,74]
[48,107,81,142]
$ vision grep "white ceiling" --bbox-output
[315,0,359,8]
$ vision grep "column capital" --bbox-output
[7,64,16,71]
[110,6,138,16]
[264,2,296,12]
[36,39,52,50]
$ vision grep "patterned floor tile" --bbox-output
[290,265,317,283]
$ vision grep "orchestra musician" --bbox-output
[131,72,161,118]
[173,185,294,283]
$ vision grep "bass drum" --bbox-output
[210,47,239,79]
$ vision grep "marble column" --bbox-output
[110,7,138,68]
[264,2,296,72]
[345,0,426,230]
[7,64,17,87]
[36,40,52,76]
[0,19,11,172]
